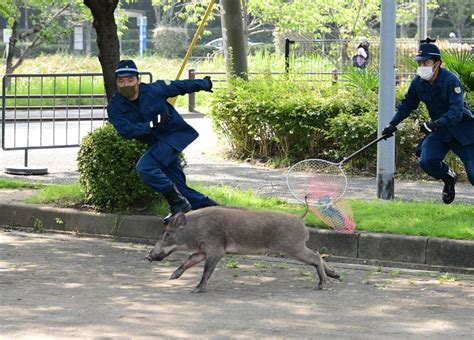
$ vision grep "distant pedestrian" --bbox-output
[107,60,219,223]
[382,38,474,204]
[352,38,370,69]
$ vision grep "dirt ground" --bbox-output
[1,228,473,339]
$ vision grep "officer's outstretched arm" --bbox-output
[152,78,212,98]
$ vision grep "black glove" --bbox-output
[151,111,172,128]
[381,124,397,139]
[419,120,439,135]
[203,76,213,92]
[160,110,172,124]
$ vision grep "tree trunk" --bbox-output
[84,0,120,101]
[5,20,18,76]
[220,0,248,80]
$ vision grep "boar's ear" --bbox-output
[169,212,187,229]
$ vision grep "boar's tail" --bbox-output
[300,195,310,219]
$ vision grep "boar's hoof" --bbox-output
[191,287,206,293]
[170,269,184,280]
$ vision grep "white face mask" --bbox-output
[417,66,434,81]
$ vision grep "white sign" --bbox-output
[73,26,83,50]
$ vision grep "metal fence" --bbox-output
[1,72,152,167]
[284,38,474,84]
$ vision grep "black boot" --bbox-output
[162,184,192,224]
[441,169,457,204]
[199,197,220,209]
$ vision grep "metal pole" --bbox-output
[417,0,428,40]
[220,0,248,80]
[188,69,196,112]
[285,38,291,74]
[376,0,396,200]
[24,149,28,167]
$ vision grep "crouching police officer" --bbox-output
[383,38,474,204]
[107,60,219,223]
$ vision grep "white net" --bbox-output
[287,159,347,206]
[287,159,356,233]
[310,200,356,233]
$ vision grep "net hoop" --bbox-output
[286,158,348,207]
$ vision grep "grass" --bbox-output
[19,180,474,240]
[0,178,44,189]
[24,182,84,206]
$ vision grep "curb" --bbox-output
[1,202,473,273]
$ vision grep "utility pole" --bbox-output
[376,0,396,200]
[417,0,428,40]
[220,0,248,80]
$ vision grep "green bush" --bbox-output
[443,49,474,91]
[325,110,378,169]
[152,26,188,58]
[210,75,470,178]
[77,123,158,211]
[211,77,338,162]
[342,66,380,95]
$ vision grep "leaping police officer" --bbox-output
[382,38,474,204]
[108,60,218,223]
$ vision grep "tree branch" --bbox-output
[11,34,43,73]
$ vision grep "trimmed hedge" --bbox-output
[210,76,467,179]
[77,123,159,212]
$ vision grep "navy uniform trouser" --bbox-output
[419,132,474,185]
[135,145,208,209]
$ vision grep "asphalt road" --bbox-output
[1,228,473,339]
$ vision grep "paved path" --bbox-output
[1,229,473,339]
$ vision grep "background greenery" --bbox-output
[3,50,473,211]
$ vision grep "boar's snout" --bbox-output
[145,246,174,262]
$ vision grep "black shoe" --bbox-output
[441,169,457,204]
[200,197,220,208]
[162,184,192,224]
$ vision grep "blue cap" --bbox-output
[115,60,139,77]
[415,43,441,61]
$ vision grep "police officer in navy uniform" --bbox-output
[383,38,474,204]
[108,60,218,223]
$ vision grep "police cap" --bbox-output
[115,60,139,77]
[415,39,441,61]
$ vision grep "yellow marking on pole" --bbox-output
[168,0,216,106]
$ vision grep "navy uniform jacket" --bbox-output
[107,78,211,164]
[390,68,474,146]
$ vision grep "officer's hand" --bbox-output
[203,76,213,92]
[381,124,397,139]
[150,111,172,129]
[419,120,439,135]
[159,111,172,125]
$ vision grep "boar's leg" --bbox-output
[288,247,327,290]
[170,252,206,280]
[191,250,225,293]
[323,261,340,279]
